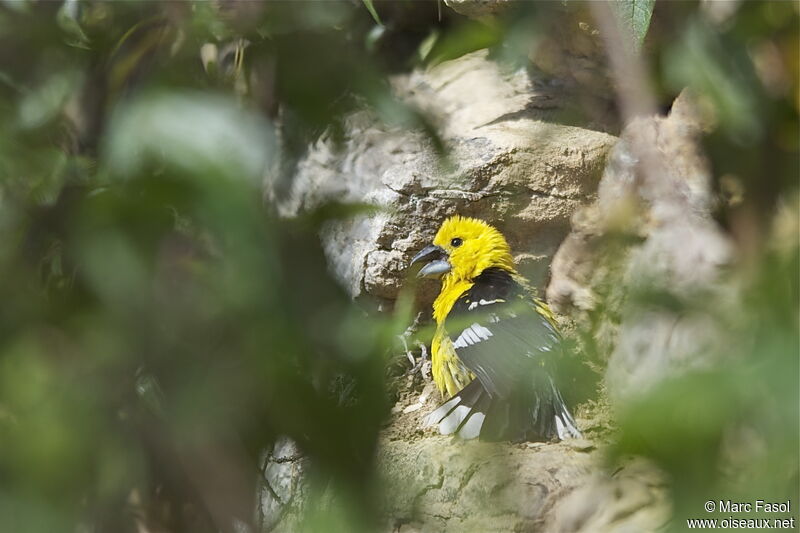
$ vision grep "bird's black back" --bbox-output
[426,267,580,441]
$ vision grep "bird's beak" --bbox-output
[410,244,451,278]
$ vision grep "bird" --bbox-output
[410,215,581,442]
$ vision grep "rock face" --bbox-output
[355,92,720,533]
[372,381,667,533]
[275,51,616,309]
[438,2,615,131]
[546,457,671,533]
[256,392,670,533]
[260,54,727,533]
[380,436,596,532]
[546,91,734,402]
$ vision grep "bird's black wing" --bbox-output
[446,267,561,399]
[426,267,579,441]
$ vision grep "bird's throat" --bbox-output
[432,276,473,324]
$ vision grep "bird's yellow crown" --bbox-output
[429,216,518,325]
[432,215,517,283]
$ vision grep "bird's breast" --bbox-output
[432,326,472,398]
[432,278,474,324]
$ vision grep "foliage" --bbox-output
[0,1,797,532]
[611,0,656,46]
[362,0,383,27]
[0,2,404,531]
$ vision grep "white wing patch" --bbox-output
[453,323,494,349]
[439,405,471,434]
[555,408,581,439]
[467,298,505,311]
[424,395,461,427]
[458,412,485,439]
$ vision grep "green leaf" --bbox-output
[104,91,276,184]
[17,70,82,129]
[362,0,382,26]
[611,0,656,47]
[57,0,90,48]
[417,29,440,63]
[426,20,504,66]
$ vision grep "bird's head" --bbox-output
[411,215,516,282]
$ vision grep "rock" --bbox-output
[546,91,734,402]
[259,46,724,533]
[258,437,308,532]
[528,9,605,81]
[254,371,670,533]
[379,436,594,532]
[366,385,671,533]
[547,458,670,533]
[441,0,615,132]
[274,51,617,308]
[378,435,668,533]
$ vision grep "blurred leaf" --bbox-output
[613,371,739,478]
[104,91,276,184]
[417,28,439,62]
[57,0,90,48]
[0,493,70,533]
[0,0,30,13]
[362,0,382,26]
[427,19,504,66]
[611,0,656,46]
[365,23,386,53]
[135,371,165,417]
[17,70,81,130]
[662,19,764,144]
[0,2,796,532]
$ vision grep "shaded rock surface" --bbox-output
[273,50,616,309]
[546,91,734,402]
[439,1,616,130]
[377,384,668,533]
[257,381,670,533]
[380,436,594,532]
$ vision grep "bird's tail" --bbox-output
[424,377,581,442]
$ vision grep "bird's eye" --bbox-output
[450,237,463,248]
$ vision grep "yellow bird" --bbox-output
[411,215,580,441]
